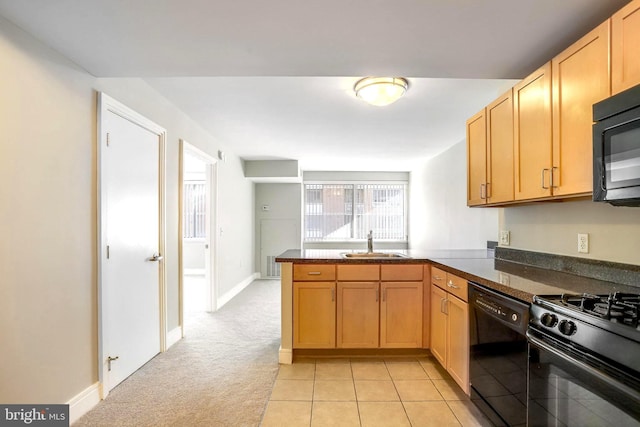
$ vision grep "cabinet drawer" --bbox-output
[337,264,380,281]
[445,274,468,302]
[431,267,447,289]
[381,264,424,281]
[293,264,336,281]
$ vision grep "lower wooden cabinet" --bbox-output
[430,284,448,365]
[336,281,423,348]
[293,281,336,348]
[446,294,469,393]
[293,263,425,350]
[337,282,379,348]
[380,282,423,348]
[430,268,470,395]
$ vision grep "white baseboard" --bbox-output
[67,382,100,425]
[279,347,293,365]
[216,273,260,310]
[166,326,182,349]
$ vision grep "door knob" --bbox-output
[149,253,163,262]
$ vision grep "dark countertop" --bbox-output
[276,249,639,304]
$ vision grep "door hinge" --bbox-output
[106,245,110,259]
[106,132,110,147]
[107,355,119,371]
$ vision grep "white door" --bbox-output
[100,94,165,392]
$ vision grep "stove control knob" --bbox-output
[558,320,577,336]
[540,313,558,328]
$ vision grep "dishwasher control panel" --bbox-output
[469,282,529,334]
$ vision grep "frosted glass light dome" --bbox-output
[354,77,409,106]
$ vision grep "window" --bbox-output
[183,181,206,238]
[304,182,407,241]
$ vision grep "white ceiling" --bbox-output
[0,0,630,171]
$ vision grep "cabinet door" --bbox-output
[422,265,431,349]
[380,282,423,348]
[293,264,336,281]
[466,109,487,206]
[552,21,610,197]
[293,282,336,348]
[514,62,553,201]
[612,0,640,94]
[487,89,514,204]
[430,284,447,365]
[381,264,423,281]
[447,295,469,395]
[336,282,379,348]
[431,267,447,290]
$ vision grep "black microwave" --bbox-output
[593,83,640,206]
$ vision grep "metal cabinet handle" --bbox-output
[440,297,448,315]
[382,289,387,302]
[149,253,163,262]
[486,182,492,199]
[331,288,335,302]
[433,275,443,281]
[308,271,322,275]
[376,289,379,302]
[480,183,486,199]
[551,167,559,188]
[447,280,459,289]
[541,168,549,189]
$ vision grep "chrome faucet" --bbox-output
[367,230,373,253]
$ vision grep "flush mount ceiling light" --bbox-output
[354,77,409,106]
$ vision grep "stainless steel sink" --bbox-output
[341,252,409,259]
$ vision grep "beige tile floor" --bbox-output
[261,356,494,427]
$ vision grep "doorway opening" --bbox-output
[179,140,217,334]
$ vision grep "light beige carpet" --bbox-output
[75,279,281,426]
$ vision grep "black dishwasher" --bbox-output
[468,282,529,427]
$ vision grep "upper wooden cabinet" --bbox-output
[514,62,553,201]
[552,21,610,197]
[486,90,514,204]
[466,109,487,206]
[612,0,640,94]
[467,3,628,206]
[467,90,514,206]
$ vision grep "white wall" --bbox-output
[255,183,302,273]
[409,140,498,249]
[500,200,640,266]
[0,16,255,404]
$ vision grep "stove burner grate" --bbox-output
[560,292,640,328]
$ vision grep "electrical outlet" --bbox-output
[499,272,510,285]
[499,230,510,246]
[578,233,589,253]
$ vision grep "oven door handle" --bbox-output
[526,330,640,402]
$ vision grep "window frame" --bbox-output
[303,180,408,243]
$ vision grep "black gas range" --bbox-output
[527,292,640,426]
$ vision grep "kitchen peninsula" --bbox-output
[276,248,640,365]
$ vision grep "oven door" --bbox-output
[527,330,640,427]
